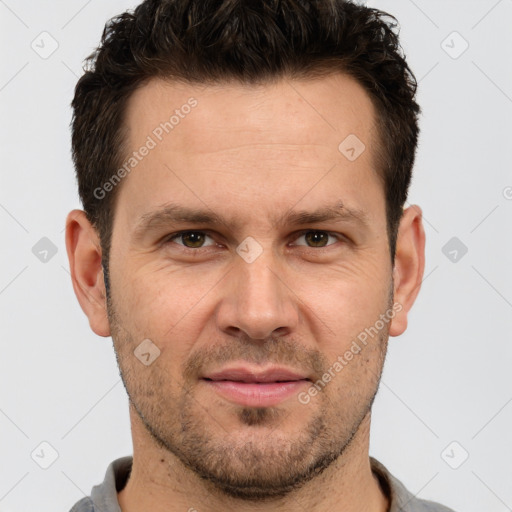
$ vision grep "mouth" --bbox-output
[202,366,311,383]
[200,365,311,407]
[202,378,308,383]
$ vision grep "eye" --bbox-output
[164,231,216,249]
[162,229,345,252]
[292,230,344,248]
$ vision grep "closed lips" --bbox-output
[202,367,310,383]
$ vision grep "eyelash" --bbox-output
[161,229,347,252]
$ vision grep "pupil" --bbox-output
[306,231,327,247]
[184,232,204,247]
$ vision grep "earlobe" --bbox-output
[65,209,111,337]
[388,205,426,337]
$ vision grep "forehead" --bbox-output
[115,73,383,235]
[124,73,378,164]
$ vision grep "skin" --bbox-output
[66,73,425,512]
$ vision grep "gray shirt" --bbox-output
[69,456,456,511]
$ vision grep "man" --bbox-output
[65,0,455,510]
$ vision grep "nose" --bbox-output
[215,249,299,341]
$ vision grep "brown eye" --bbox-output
[305,231,329,247]
[294,230,341,248]
[166,231,215,249]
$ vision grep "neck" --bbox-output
[118,407,389,512]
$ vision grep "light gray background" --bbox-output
[1,0,511,511]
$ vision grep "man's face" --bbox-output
[107,74,394,499]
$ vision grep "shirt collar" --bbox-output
[88,455,423,512]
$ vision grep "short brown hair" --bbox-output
[71,0,421,276]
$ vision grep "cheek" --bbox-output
[115,264,218,352]
[115,237,390,346]
[304,262,391,350]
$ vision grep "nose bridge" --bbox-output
[218,242,298,340]
[241,249,282,305]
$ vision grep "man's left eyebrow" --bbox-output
[132,200,370,240]
[277,201,370,229]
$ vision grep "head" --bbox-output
[66,0,425,503]
[71,0,421,274]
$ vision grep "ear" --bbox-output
[65,209,111,337]
[389,205,426,337]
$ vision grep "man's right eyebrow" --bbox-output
[132,205,226,239]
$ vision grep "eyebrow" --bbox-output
[132,200,370,240]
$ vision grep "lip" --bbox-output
[201,365,310,407]
[202,380,309,407]
[202,366,309,383]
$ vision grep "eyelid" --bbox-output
[291,229,347,246]
[161,229,347,250]
[162,230,218,248]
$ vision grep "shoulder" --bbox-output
[404,495,457,512]
[69,496,94,512]
[67,456,132,512]
[406,496,457,511]
[370,457,458,512]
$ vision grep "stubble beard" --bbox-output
[106,286,390,501]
